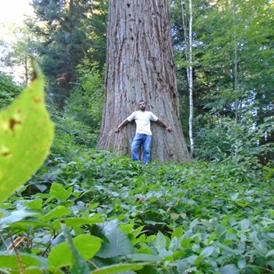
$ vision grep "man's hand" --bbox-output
[157,119,172,132]
[115,119,129,133]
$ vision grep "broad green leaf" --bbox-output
[237,259,246,269]
[196,253,207,266]
[9,267,65,274]
[171,226,184,239]
[187,255,198,264]
[154,231,166,254]
[62,216,103,226]
[169,236,181,251]
[50,183,73,201]
[106,227,134,254]
[96,242,125,258]
[24,199,43,210]
[217,242,241,255]
[215,224,226,242]
[0,254,41,268]
[220,264,240,274]
[189,219,200,229]
[0,209,37,227]
[126,254,161,262]
[119,224,134,234]
[266,249,274,258]
[260,217,274,226]
[239,219,251,230]
[267,261,274,269]
[181,238,194,249]
[47,267,65,274]
[255,241,268,255]
[137,265,159,274]
[230,193,239,201]
[40,205,71,222]
[0,60,54,203]
[48,233,101,268]
[200,246,215,257]
[9,220,54,231]
[90,263,146,274]
[63,227,90,274]
[99,219,119,235]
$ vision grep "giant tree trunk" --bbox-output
[98,0,190,163]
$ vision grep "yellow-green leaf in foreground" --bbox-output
[90,263,147,274]
[0,60,54,203]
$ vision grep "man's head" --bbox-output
[139,100,146,111]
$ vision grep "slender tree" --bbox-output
[181,0,194,157]
[232,0,239,123]
[98,0,190,163]
[0,25,37,86]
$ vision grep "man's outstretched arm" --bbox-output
[115,119,130,133]
[156,118,172,132]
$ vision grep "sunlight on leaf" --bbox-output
[48,229,101,269]
[0,60,54,203]
[0,253,41,268]
[220,264,240,274]
[90,263,146,274]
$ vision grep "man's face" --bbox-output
[139,101,146,111]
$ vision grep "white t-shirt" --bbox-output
[127,111,158,135]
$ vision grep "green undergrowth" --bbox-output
[1,149,274,274]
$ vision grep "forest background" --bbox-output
[0,0,274,273]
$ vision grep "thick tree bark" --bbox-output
[98,0,190,163]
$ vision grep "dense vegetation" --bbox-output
[0,0,274,273]
[0,138,274,273]
[0,74,273,273]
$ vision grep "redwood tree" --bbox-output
[98,0,190,163]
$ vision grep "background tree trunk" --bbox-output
[98,0,190,163]
[182,0,194,158]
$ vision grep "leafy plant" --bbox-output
[195,114,274,166]
[1,146,273,273]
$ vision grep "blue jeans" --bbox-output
[131,133,152,164]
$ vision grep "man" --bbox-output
[115,100,172,165]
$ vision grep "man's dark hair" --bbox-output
[139,100,146,104]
